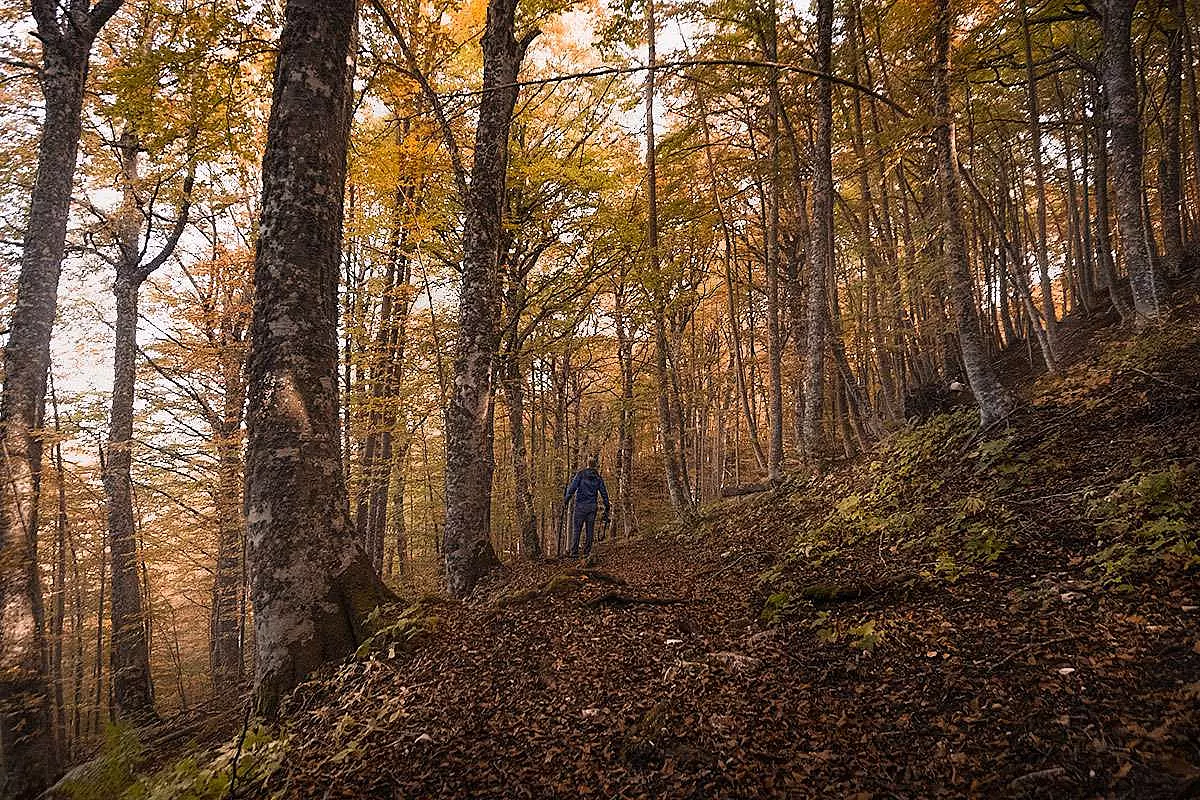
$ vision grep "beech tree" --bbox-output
[100,130,193,720]
[932,0,1012,427]
[802,0,833,465]
[244,0,391,715]
[1100,0,1165,323]
[0,1,123,795]
[442,0,537,595]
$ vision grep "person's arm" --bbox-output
[599,478,610,517]
[564,472,579,503]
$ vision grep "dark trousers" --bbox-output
[570,510,596,557]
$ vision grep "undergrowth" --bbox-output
[753,319,1200,626]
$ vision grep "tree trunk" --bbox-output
[1160,0,1185,276]
[209,427,245,694]
[802,0,833,466]
[645,0,695,520]
[355,177,411,569]
[443,0,534,595]
[1101,0,1166,322]
[503,348,539,559]
[0,4,122,789]
[104,121,197,720]
[763,0,784,481]
[1020,0,1060,366]
[1091,81,1132,319]
[933,0,1013,427]
[105,282,156,719]
[245,0,391,717]
[614,282,635,539]
[48,377,67,763]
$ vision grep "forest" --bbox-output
[0,0,1197,796]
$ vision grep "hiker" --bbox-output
[563,455,610,558]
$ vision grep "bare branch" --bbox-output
[133,164,196,286]
[439,58,911,118]
[87,0,125,33]
[366,0,469,197]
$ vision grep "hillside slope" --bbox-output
[88,306,1199,800]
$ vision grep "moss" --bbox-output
[120,725,287,800]
[494,573,585,607]
[58,723,144,800]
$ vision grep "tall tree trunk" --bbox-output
[614,282,635,539]
[1061,98,1095,312]
[1,5,122,793]
[502,282,539,559]
[209,287,249,695]
[699,99,766,470]
[1020,0,1060,368]
[69,527,83,757]
[443,0,535,595]
[1184,17,1200,234]
[802,0,833,466]
[386,446,409,577]
[1101,0,1166,322]
[104,129,193,720]
[1091,81,1132,319]
[90,524,105,735]
[933,0,1013,427]
[48,376,67,763]
[763,0,784,481]
[245,0,391,716]
[105,281,156,719]
[646,0,695,519]
[1160,0,1185,276]
[209,427,245,694]
[503,360,538,559]
[355,175,412,568]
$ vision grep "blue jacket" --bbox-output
[565,468,610,516]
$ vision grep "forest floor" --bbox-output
[81,293,1199,800]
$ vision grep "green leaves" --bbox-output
[1088,465,1199,586]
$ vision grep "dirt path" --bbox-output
[271,526,1199,799]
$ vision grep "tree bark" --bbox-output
[442,0,535,595]
[210,423,245,694]
[48,376,67,763]
[1100,0,1166,322]
[1020,0,1060,368]
[1091,81,1132,319]
[802,0,833,466]
[762,0,784,482]
[105,281,156,719]
[1,4,122,794]
[501,265,539,559]
[614,280,635,539]
[245,0,391,717]
[1160,0,1185,276]
[645,0,695,520]
[933,0,1013,427]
